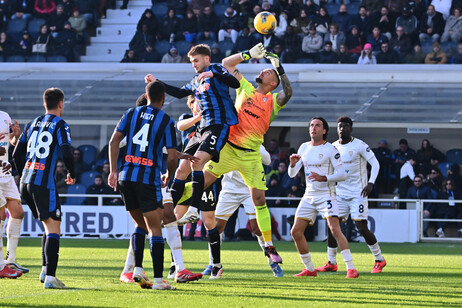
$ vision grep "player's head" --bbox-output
[43,88,64,116]
[337,116,353,139]
[188,44,211,73]
[186,94,200,115]
[309,116,328,140]
[145,81,166,108]
[136,93,148,107]
[256,68,280,90]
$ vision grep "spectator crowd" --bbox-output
[120,0,462,64]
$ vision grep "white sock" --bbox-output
[300,253,315,271]
[42,265,46,272]
[164,224,184,271]
[154,277,163,284]
[122,236,135,273]
[368,242,384,262]
[328,247,337,265]
[0,220,4,269]
[6,217,22,263]
[187,207,198,215]
[257,235,273,265]
[264,240,273,247]
[45,275,55,280]
[340,249,355,270]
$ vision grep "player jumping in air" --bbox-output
[176,43,292,266]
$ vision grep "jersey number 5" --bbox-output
[27,130,53,159]
[132,123,150,152]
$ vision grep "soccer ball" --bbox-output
[254,11,277,35]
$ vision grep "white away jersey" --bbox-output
[333,138,376,196]
[290,141,344,197]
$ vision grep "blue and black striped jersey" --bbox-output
[116,105,177,186]
[178,113,198,151]
[19,114,71,189]
[183,64,238,127]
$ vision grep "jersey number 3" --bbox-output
[27,131,53,159]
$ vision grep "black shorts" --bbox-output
[118,181,163,213]
[20,183,61,221]
[180,185,217,212]
[184,124,229,163]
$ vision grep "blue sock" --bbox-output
[150,236,164,278]
[133,227,147,268]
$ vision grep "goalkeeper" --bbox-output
[179,43,293,265]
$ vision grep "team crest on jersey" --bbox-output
[208,165,213,170]
[263,97,267,102]
[366,147,371,152]
[56,209,61,218]
[319,154,323,159]
[335,153,340,159]
[197,83,210,92]
[349,151,353,156]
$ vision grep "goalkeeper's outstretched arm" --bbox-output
[222,43,267,81]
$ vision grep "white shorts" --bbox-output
[295,194,338,226]
[215,192,255,221]
[0,177,21,208]
[337,195,368,221]
[162,186,173,205]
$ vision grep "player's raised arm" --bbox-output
[222,43,267,81]
[265,53,292,107]
[145,73,192,99]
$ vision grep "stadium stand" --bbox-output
[64,184,87,205]
[78,144,98,166]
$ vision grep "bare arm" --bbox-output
[222,53,244,81]
[177,114,201,131]
[275,73,293,107]
[108,130,124,190]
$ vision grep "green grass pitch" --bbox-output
[1,239,461,307]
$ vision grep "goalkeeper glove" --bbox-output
[240,43,266,60]
[265,52,285,76]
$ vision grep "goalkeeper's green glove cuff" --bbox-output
[240,50,251,61]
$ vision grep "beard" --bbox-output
[256,77,263,84]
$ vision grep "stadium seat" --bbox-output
[0,55,4,62]
[295,57,314,63]
[78,144,98,166]
[323,3,340,15]
[214,4,228,19]
[421,40,433,54]
[348,3,360,14]
[6,55,25,62]
[197,40,213,48]
[47,55,67,62]
[80,171,101,188]
[446,149,462,164]
[154,40,171,56]
[63,184,86,205]
[151,3,168,20]
[438,162,452,177]
[6,19,27,40]
[92,158,109,172]
[27,55,47,62]
[27,18,46,38]
[218,40,234,54]
[176,40,192,56]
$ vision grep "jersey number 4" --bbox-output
[27,130,53,159]
[132,123,150,152]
